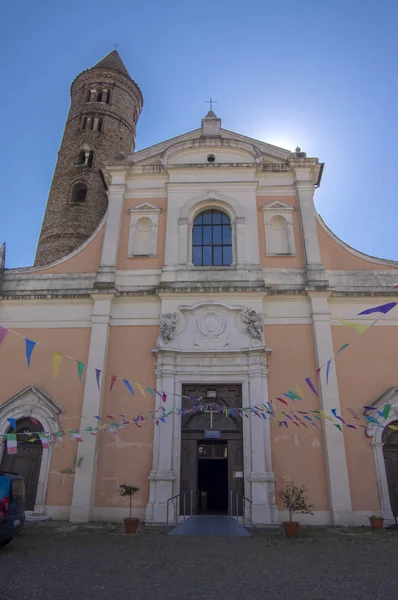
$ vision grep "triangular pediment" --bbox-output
[263,201,294,211]
[129,202,162,212]
[124,127,291,166]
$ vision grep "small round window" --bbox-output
[207,154,215,163]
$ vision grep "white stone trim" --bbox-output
[365,387,398,522]
[308,293,353,525]
[0,387,62,514]
[127,203,161,258]
[146,300,278,526]
[262,201,296,256]
[175,191,248,267]
[70,294,114,522]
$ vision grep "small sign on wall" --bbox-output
[233,471,243,479]
[204,430,221,439]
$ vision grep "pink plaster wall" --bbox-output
[265,324,329,512]
[117,198,167,270]
[0,327,90,506]
[257,196,305,269]
[332,323,398,512]
[28,227,104,275]
[95,325,158,510]
[317,221,394,271]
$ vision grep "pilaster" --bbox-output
[96,174,127,288]
[69,293,114,522]
[309,292,353,525]
[290,159,328,288]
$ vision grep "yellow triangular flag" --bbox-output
[135,383,148,398]
[320,410,335,422]
[338,319,370,334]
[296,385,304,400]
[53,351,63,379]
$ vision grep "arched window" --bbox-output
[75,149,93,167]
[192,209,232,266]
[81,116,87,130]
[71,183,88,204]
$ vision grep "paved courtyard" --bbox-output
[1,522,398,600]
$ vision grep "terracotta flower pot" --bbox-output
[124,517,139,534]
[368,517,384,530]
[282,521,300,538]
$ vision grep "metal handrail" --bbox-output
[229,489,253,533]
[166,489,194,528]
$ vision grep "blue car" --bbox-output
[0,471,25,546]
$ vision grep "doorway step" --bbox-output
[168,515,250,536]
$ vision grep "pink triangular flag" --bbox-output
[109,375,117,391]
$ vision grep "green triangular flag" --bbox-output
[77,361,85,381]
[383,404,392,419]
[334,424,343,432]
[337,343,350,355]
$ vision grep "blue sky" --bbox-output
[1,0,397,268]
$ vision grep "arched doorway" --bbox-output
[0,418,44,510]
[382,422,398,517]
[180,385,243,516]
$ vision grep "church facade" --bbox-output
[1,51,398,526]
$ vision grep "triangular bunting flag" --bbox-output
[7,417,17,431]
[110,375,118,391]
[334,424,343,432]
[146,387,157,398]
[38,432,50,449]
[383,404,392,419]
[337,343,350,355]
[123,379,135,397]
[53,351,63,379]
[95,369,101,390]
[358,302,397,315]
[0,326,8,347]
[326,359,333,384]
[338,319,370,334]
[305,377,319,397]
[25,338,36,367]
[135,383,148,398]
[77,361,85,382]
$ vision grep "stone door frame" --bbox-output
[145,348,279,525]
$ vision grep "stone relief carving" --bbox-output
[157,302,266,351]
[194,309,229,348]
[159,313,178,343]
[241,307,264,343]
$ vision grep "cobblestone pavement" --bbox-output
[1,522,398,600]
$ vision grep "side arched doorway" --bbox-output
[382,422,398,517]
[0,418,44,510]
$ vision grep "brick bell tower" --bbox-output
[34,50,143,266]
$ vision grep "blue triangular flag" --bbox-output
[123,379,135,397]
[25,338,36,367]
[7,418,17,431]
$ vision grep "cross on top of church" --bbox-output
[114,43,119,50]
[205,97,217,112]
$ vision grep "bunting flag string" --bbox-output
[0,297,397,421]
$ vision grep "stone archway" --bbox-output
[0,418,44,510]
[382,423,398,517]
[0,387,62,513]
[366,387,398,522]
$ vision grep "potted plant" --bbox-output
[279,482,314,538]
[367,515,384,530]
[119,484,140,534]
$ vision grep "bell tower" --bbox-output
[34,50,143,266]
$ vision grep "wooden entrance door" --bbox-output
[0,418,43,511]
[383,423,398,515]
[181,384,243,515]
